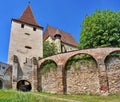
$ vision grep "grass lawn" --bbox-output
[0,89,65,102]
[38,92,120,102]
[0,89,120,102]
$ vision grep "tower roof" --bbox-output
[13,5,43,29]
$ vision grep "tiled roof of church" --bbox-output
[43,26,78,47]
[13,5,43,29]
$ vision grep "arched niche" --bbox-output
[63,53,99,94]
[0,80,3,89]
[104,51,120,94]
[17,80,32,92]
[40,60,57,74]
[38,59,58,93]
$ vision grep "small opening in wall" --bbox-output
[25,46,32,49]
[21,24,24,28]
[25,33,30,36]
[2,67,5,69]
[33,27,36,31]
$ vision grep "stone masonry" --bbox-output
[38,48,120,95]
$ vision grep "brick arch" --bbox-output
[104,50,120,93]
[104,49,120,62]
[39,58,58,68]
[63,53,99,94]
[39,59,57,69]
[64,52,98,68]
[38,59,57,92]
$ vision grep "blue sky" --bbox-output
[0,0,120,63]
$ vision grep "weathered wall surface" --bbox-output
[0,62,12,89]
[66,61,100,94]
[4,66,12,89]
[8,21,43,68]
[105,57,120,94]
[39,65,63,94]
[38,48,120,95]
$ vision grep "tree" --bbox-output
[43,41,57,58]
[79,10,120,49]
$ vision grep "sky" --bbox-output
[0,0,120,63]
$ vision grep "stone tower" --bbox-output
[8,4,43,67]
[8,5,43,91]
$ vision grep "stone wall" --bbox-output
[39,65,63,94]
[66,60,100,94]
[105,56,120,94]
[38,55,120,95]
[0,62,12,89]
[4,66,12,89]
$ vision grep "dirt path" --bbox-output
[33,93,82,102]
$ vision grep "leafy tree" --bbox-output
[43,41,57,57]
[79,10,120,49]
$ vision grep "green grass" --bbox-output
[0,89,120,102]
[39,92,120,102]
[0,89,65,102]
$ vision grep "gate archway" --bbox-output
[0,80,3,89]
[17,80,32,92]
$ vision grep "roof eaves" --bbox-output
[12,19,44,29]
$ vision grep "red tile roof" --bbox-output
[13,5,43,29]
[43,26,78,47]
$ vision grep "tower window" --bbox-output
[25,46,32,49]
[21,24,24,28]
[33,27,36,31]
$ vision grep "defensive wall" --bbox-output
[38,47,120,95]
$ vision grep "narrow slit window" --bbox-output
[25,33,30,36]
[25,46,32,49]
[33,27,36,31]
[21,24,24,28]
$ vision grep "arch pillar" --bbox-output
[98,59,109,95]
[56,63,64,94]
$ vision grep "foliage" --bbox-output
[79,10,120,49]
[65,54,95,70]
[41,60,57,74]
[43,41,57,58]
